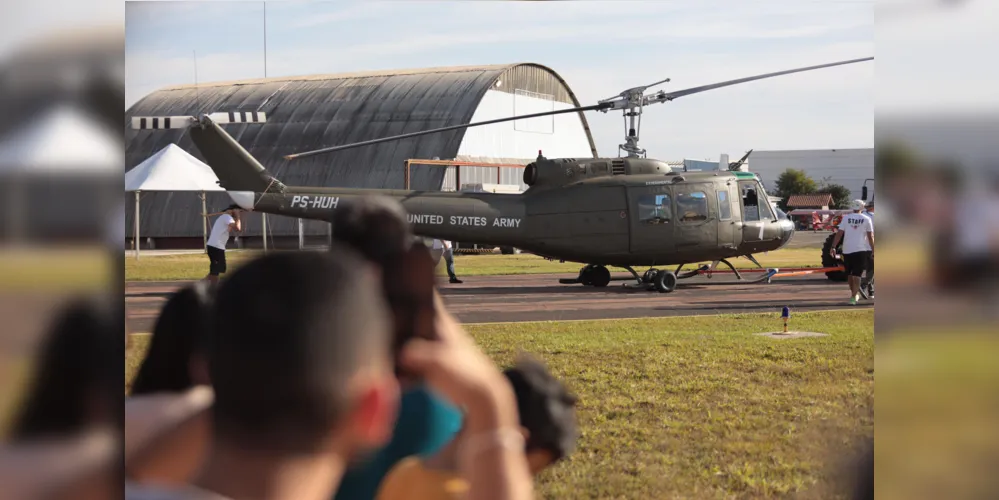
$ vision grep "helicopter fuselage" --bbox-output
[234,162,794,268]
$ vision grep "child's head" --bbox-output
[503,356,579,475]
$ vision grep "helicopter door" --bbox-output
[715,182,740,250]
[672,183,718,256]
[627,186,675,257]
[738,180,770,244]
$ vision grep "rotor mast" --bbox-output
[597,77,671,158]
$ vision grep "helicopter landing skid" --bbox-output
[560,263,776,293]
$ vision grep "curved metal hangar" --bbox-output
[124,63,598,248]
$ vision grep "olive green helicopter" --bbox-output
[131,56,872,293]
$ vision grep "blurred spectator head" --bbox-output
[129,281,213,396]
[504,356,579,474]
[207,249,398,456]
[331,195,412,269]
[329,195,437,381]
[6,298,116,442]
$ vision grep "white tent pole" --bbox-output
[134,190,141,260]
[262,213,268,253]
[201,191,208,253]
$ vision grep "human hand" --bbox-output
[398,293,517,430]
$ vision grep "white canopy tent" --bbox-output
[0,104,121,241]
[125,143,271,258]
[125,143,258,259]
[0,104,122,174]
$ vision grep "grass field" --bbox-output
[124,247,825,282]
[125,310,874,499]
[0,246,112,291]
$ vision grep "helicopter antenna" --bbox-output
[728,149,753,171]
[284,56,873,161]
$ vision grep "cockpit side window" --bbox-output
[756,181,776,220]
[638,193,671,225]
[740,182,761,222]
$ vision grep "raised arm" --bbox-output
[229,211,242,233]
[399,293,534,500]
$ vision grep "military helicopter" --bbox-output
[131,56,872,293]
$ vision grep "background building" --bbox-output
[745,148,875,201]
[124,63,597,249]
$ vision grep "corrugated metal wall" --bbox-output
[124,63,596,239]
[748,149,875,201]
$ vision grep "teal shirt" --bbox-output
[332,384,463,500]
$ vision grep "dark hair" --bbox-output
[8,298,116,441]
[331,195,412,267]
[208,249,391,453]
[330,195,437,372]
[503,356,579,463]
[851,439,873,500]
[129,282,213,395]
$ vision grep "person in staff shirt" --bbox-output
[830,200,874,305]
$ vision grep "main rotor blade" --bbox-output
[284,103,609,160]
[659,57,873,101]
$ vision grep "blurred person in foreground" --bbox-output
[376,356,579,500]
[124,282,214,486]
[830,200,874,305]
[0,299,119,500]
[124,249,533,500]
[203,205,242,287]
[331,196,466,500]
[129,282,213,396]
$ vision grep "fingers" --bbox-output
[397,338,438,373]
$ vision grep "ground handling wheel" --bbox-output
[821,233,848,282]
[654,270,677,293]
[589,265,611,287]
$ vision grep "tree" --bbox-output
[772,169,817,211]
[817,180,852,209]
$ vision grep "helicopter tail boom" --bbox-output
[130,113,530,245]
[130,112,285,207]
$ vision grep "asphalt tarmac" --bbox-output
[125,271,870,332]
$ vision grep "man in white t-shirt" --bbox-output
[432,239,462,284]
[203,205,242,286]
[861,201,874,298]
[830,200,874,305]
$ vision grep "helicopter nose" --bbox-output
[778,219,795,247]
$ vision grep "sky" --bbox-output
[124,0,881,160]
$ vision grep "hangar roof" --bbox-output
[124,63,597,238]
